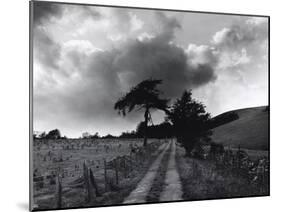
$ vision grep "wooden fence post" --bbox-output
[129,152,133,176]
[124,159,128,178]
[115,159,119,185]
[56,175,62,208]
[83,161,92,202]
[104,159,108,192]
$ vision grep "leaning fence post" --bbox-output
[89,168,101,197]
[83,161,92,202]
[56,175,62,208]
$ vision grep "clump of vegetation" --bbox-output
[176,146,269,201]
[167,90,212,156]
[34,129,63,139]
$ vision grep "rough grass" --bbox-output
[211,106,269,150]
[34,158,154,210]
[85,142,170,207]
[32,139,167,210]
[176,145,269,201]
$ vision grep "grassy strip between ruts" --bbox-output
[146,142,172,202]
[175,145,269,201]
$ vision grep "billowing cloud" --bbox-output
[212,18,268,49]
[112,39,216,97]
[32,2,102,71]
[193,16,268,115]
[185,44,219,67]
[33,27,61,70]
[33,2,101,26]
[32,2,268,137]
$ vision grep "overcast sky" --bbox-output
[32,2,268,137]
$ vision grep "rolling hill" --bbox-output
[211,106,269,151]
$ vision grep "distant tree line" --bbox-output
[81,122,174,139]
[33,129,66,140]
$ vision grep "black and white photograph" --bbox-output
[30,1,269,211]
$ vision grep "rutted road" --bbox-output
[159,140,183,201]
[123,141,171,204]
[123,139,183,204]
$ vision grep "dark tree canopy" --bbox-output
[167,90,212,156]
[119,130,138,139]
[114,79,169,116]
[136,121,174,139]
[114,79,169,146]
[91,132,100,139]
[45,129,61,139]
[102,134,116,139]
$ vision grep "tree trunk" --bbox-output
[143,107,149,147]
[184,149,191,157]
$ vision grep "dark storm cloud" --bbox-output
[34,10,219,136]
[33,2,101,26]
[111,37,216,98]
[33,2,64,25]
[65,11,218,113]
[63,12,215,108]
[53,12,218,122]
[32,2,63,72]
[190,64,217,86]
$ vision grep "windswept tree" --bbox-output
[167,90,212,156]
[114,79,169,146]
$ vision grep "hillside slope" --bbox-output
[211,106,269,151]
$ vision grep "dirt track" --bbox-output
[160,140,183,201]
[123,139,183,204]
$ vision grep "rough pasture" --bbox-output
[32,138,165,209]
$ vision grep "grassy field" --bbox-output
[32,106,270,210]
[176,145,269,201]
[32,138,166,210]
[175,106,270,201]
[211,106,269,151]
